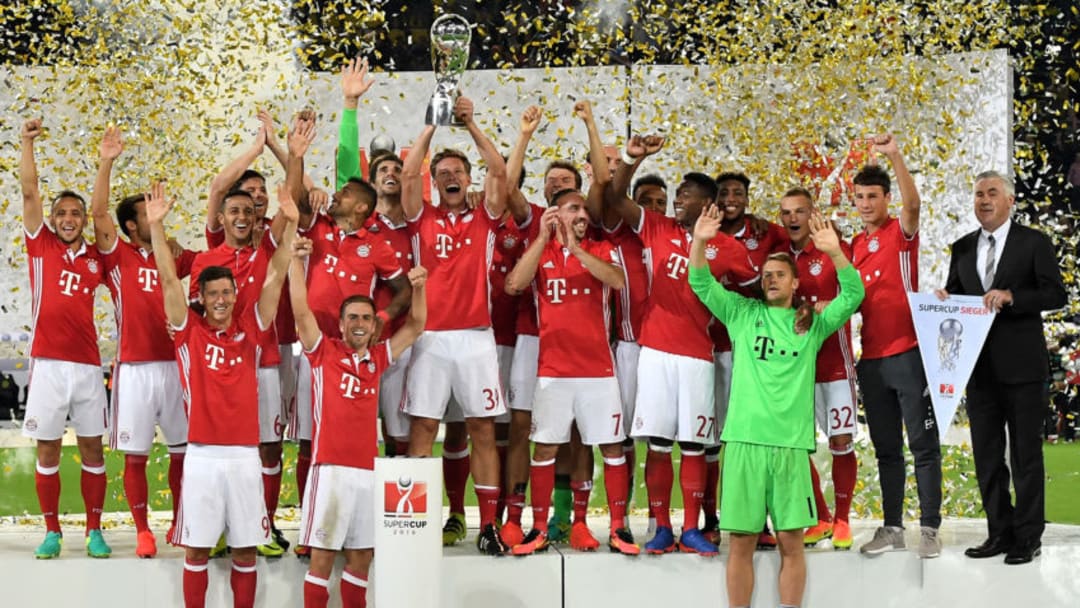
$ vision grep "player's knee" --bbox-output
[829,438,854,456]
[598,444,624,460]
[532,443,559,462]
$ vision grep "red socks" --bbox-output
[832,450,858,522]
[340,568,369,608]
[679,451,705,531]
[81,460,107,532]
[230,559,257,608]
[35,462,61,533]
[570,479,592,524]
[603,457,629,530]
[475,485,500,528]
[529,459,556,532]
[262,460,282,522]
[506,487,526,526]
[124,454,150,532]
[183,557,209,608]
[169,452,185,523]
[303,573,330,608]
[645,449,673,529]
[443,442,470,515]
[809,457,832,522]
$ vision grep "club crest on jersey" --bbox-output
[502,235,518,250]
[356,244,371,258]
[86,259,99,274]
[809,260,823,276]
[704,244,718,260]
[368,361,376,373]
[745,237,759,251]
[868,237,880,253]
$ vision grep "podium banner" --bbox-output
[374,457,443,607]
[908,293,996,440]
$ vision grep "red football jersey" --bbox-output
[490,215,525,347]
[635,210,758,362]
[371,213,415,335]
[710,217,788,353]
[174,307,266,446]
[307,336,391,469]
[25,226,105,366]
[793,240,857,382]
[300,215,346,339]
[103,239,197,362]
[852,217,919,359]
[407,201,498,330]
[189,240,281,367]
[534,239,618,377]
[603,221,648,343]
[336,229,403,301]
[513,204,546,337]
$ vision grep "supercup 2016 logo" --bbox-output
[383,476,429,534]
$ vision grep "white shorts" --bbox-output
[508,334,539,412]
[615,341,641,435]
[299,464,374,550]
[815,378,859,438]
[291,356,313,441]
[173,444,269,549]
[258,367,283,443]
[379,346,412,441]
[713,350,733,434]
[531,377,625,446]
[631,347,716,444]
[23,358,107,440]
[278,342,299,427]
[110,361,187,453]
[403,329,506,420]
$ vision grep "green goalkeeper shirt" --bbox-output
[688,262,864,450]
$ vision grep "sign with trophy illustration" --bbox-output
[908,293,996,439]
[425,14,472,126]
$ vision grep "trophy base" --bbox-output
[426,95,464,127]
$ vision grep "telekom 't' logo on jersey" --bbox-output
[546,278,567,303]
[58,269,81,296]
[204,344,227,370]
[137,267,159,292]
[339,372,363,398]
[665,253,690,279]
[384,477,428,517]
[434,234,454,259]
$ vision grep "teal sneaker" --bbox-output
[34,531,63,559]
[85,529,112,558]
[546,515,572,543]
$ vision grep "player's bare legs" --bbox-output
[407,416,440,456]
[305,548,373,608]
[503,409,532,546]
[777,530,808,606]
[568,428,598,550]
[727,532,758,606]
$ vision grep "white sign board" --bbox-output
[374,457,443,607]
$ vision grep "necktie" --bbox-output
[983,234,996,290]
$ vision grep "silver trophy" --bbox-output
[425,14,472,126]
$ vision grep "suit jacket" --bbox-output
[944,221,1066,386]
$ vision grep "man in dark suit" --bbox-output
[937,170,1066,564]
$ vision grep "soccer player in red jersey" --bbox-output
[506,193,639,556]
[289,238,428,608]
[852,134,943,558]
[89,126,196,558]
[150,180,298,608]
[607,135,758,555]
[19,118,110,560]
[779,188,860,549]
[400,96,528,554]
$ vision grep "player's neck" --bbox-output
[131,236,152,252]
[224,234,253,249]
[64,237,85,253]
[720,215,744,235]
[791,236,810,252]
[862,215,889,234]
[376,195,403,222]
[205,313,233,330]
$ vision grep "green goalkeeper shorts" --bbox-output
[719,441,816,534]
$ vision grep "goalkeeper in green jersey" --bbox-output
[688,204,864,608]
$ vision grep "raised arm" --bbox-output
[91,126,123,252]
[402,125,436,221]
[389,266,429,359]
[505,206,557,295]
[607,135,665,229]
[20,119,44,234]
[456,96,511,221]
[575,101,613,226]
[256,185,300,330]
[207,121,267,232]
[688,204,740,323]
[146,182,188,327]
[562,219,624,290]
[284,114,318,234]
[337,57,374,191]
[288,237,321,351]
[507,105,541,218]
[810,214,864,334]
[873,133,920,237]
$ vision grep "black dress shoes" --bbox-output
[1003,539,1041,565]
[964,536,1012,559]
